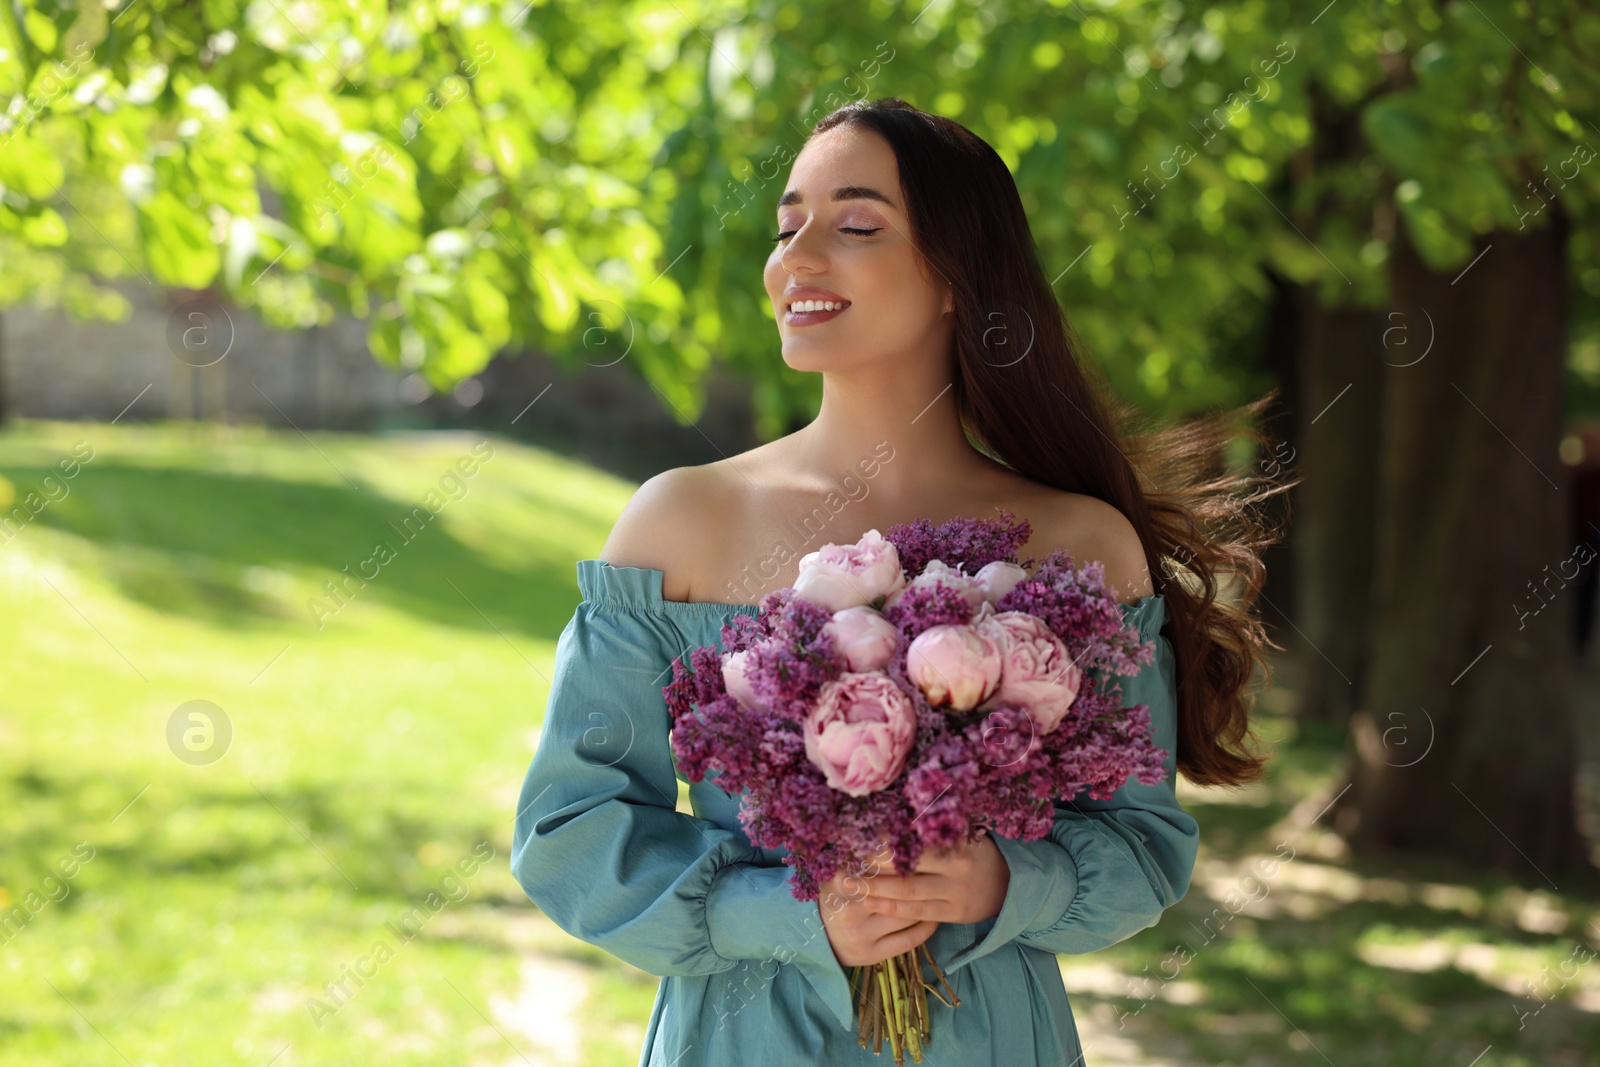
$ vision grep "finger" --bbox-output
[861,872,914,898]
[860,909,930,940]
[866,888,958,918]
[862,893,931,920]
[864,871,953,900]
[845,862,904,894]
[832,875,873,904]
[863,851,903,876]
[820,884,866,913]
[908,845,966,871]
[875,919,939,957]
[918,847,982,880]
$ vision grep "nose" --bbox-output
[778,218,827,274]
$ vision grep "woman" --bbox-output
[511,97,1288,1065]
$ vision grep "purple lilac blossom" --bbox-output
[663,513,1171,903]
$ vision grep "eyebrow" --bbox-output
[776,185,899,210]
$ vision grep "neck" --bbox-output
[793,362,997,503]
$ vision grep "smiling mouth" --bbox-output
[786,299,851,315]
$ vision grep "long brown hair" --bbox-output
[813,97,1294,789]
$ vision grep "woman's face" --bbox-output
[763,123,952,374]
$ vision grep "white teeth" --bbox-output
[790,299,847,313]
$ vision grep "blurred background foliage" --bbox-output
[2,0,1597,435]
[3,1,1600,1064]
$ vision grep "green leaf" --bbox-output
[1363,96,1438,172]
[0,132,63,197]
[1261,229,1326,284]
[137,190,220,287]
[529,249,578,333]
[464,273,511,350]
[19,207,67,246]
[21,8,57,53]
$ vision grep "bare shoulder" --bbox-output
[1031,491,1154,606]
[596,464,734,602]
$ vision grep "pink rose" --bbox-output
[793,529,907,612]
[822,606,901,673]
[906,624,1003,712]
[802,673,917,796]
[974,560,1029,604]
[975,612,1083,733]
[884,559,986,615]
[720,649,767,713]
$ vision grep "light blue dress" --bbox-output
[511,559,1199,1066]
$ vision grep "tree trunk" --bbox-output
[1257,267,1301,637]
[1282,80,1389,728]
[1292,292,1384,726]
[1337,207,1587,875]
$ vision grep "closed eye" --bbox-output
[771,227,883,243]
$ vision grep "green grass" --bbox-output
[0,418,644,1066]
[1,417,1597,1066]
[1064,685,1600,1067]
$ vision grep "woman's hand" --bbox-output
[818,860,939,968]
[858,831,1011,925]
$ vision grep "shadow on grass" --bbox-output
[0,765,511,906]
[2,462,590,640]
[1096,919,1597,1064]
[1092,838,1600,1066]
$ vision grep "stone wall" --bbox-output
[0,282,768,481]
[0,283,403,428]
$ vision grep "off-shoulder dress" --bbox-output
[510,559,1199,1066]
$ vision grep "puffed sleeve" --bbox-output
[942,593,1199,973]
[509,569,859,1031]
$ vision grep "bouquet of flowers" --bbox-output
[662,510,1170,1063]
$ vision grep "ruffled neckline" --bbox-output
[574,558,1167,635]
